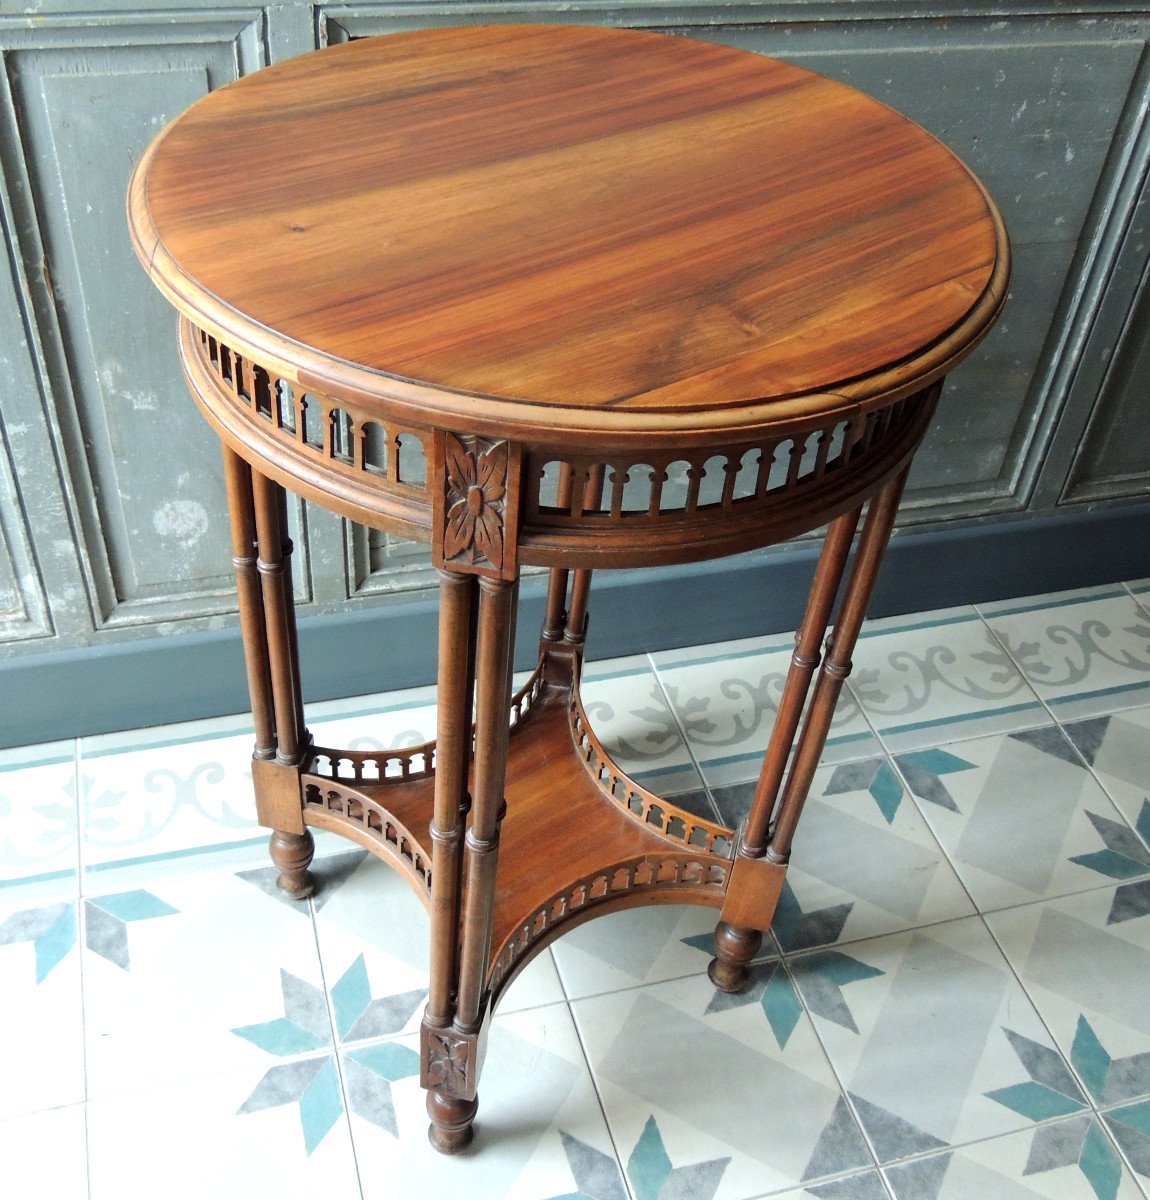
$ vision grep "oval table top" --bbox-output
[129,24,1009,451]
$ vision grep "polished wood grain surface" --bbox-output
[131,25,1006,441]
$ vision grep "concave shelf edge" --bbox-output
[293,652,741,1011]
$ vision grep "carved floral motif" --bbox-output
[443,435,508,566]
[425,1030,473,1093]
[436,433,519,576]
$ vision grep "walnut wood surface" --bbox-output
[130,24,1008,448]
[297,680,732,1008]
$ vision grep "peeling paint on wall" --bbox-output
[151,499,208,549]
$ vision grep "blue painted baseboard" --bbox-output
[2,503,1148,750]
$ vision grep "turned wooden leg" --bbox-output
[710,459,915,991]
[767,466,910,864]
[541,465,574,643]
[706,508,861,990]
[421,571,478,1149]
[422,572,519,1153]
[222,445,276,762]
[426,1089,478,1154]
[708,920,763,993]
[223,447,314,899]
[735,508,862,858]
[269,829,315,899]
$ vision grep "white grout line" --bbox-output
[973,904,1136,1191]
[70,737,94,1200]
[973,606,1150,855]
[1097,1102,1150,1198]
[82,1097,93,1200]
[6,586,1150,1196]
[972,605,1067,731]
[563,994,639,1200]
[72,738,87,894]
[308,896,366,1199]
[772,951,887,1180]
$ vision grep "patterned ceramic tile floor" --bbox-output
[2,580,1150,1199]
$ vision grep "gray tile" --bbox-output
[1103,1100,1150,1188]
[847,608,1048,753]
[551,902,727,1000]
[654,635,880,789]
[1061,705,1150,844]
[798,917,1073,1157]
[774,760,974,952]
[989,886,1150,1108]
[885,1117,1143,1199]
[573,970,867,1196]
[348,1004,620,1200]
[981,588,1150,720]
[896,732,1148,911]
[581,653,704,794]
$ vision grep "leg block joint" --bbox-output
[719,851,787,932]
[252,756,305,833]
[421,1019,486,1102]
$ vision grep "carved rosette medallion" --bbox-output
[421,1026,480,1098]
[433,432,521,578]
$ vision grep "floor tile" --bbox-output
[768,758,975,953]
[581,653,705,795]
[0,1104,88,1199]
[311,851,566,1018]
[884,1115,1144,1199]
[573,968,872,1198]
[0,740,78,900]
[981,587,1150,720]
[82,868,328,1101]
[792,916,1081,1160]
[897,728,1150,912]
[846,606,1049,753]
[1063,703,1150,845]
[6,580,1150,1195]
[79,715,267,882]
[987,885,1150,1109]
[771,1171,894,1199]
[1103,1100,1150,1194]
[0,895,84,1119]
[550,901,733,1000]
[347,1003,625,1200]
[652,634,880,790]
[78,712,362,887]
[86,1062,361,1199]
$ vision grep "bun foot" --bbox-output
[708,919,763,994]
[427,1088,477,1155]
[269,829,315,899]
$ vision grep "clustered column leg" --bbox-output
[249,460,313,899]
[223,447,314,899]
[540,461,597,686]
[710,466,910,991]
[423,573,519,1153]
[541,464,574,644]
[422,568,479,1152]
[564,570,593,647]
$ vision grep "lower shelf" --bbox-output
[297,679,738,1003]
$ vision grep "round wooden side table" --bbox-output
[128,24,1009,1154]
